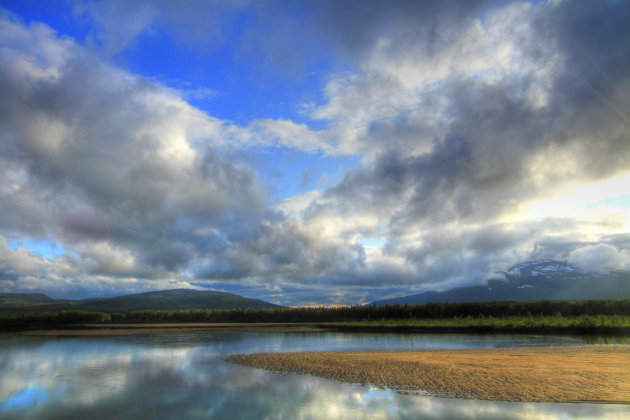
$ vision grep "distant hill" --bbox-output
[0,293,54,306]
[0,289,283,313]
[371,260,630,306]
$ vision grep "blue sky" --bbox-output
[1,0,629,305]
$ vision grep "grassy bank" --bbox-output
[318,315,630,333]
[3,299,630,333]
[228,345,630,403]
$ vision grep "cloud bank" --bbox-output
[1,1,629,305]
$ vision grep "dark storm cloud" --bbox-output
[319,0,630,233]
[535,0,630,114]
[245,0,490,71]
[310,0,486,53]
[0,268,18,283]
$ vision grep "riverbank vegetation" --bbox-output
[2,299,630,333]
[319,314,630,333]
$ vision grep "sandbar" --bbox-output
[228,345,630,403]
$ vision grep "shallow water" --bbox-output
[1,331,629,419]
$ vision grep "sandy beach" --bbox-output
[228,345,630,403]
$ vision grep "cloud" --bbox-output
[0,12,374,301]
[1,1,629,304]
[74,1,488,68]
[0,13,268,287]
[568,244,630,274]
[308,0,630,246]
[0,236,47,275]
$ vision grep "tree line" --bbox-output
[3,299,630,330]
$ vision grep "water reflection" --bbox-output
[1,332,629,419]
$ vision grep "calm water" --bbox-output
[1,331,629,419]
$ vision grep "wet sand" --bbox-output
[228,345,630,403]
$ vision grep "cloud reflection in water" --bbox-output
[0,333,629,419]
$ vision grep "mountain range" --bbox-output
[3,260,630,312]
[0,289,283,313]
[371,260,630,306]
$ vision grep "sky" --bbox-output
[0,0,629,306]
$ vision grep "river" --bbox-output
[1,331,629,419]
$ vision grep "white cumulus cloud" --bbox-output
[568,244,630,274]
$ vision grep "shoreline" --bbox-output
[318,324,630,334]
[15,322,325,336]
[228,345,630,403]
[8,321,630,336]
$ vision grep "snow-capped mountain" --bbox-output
[505,260,580,278]
[370,260,630,306]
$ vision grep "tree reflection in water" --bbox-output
[1,332,629,419]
